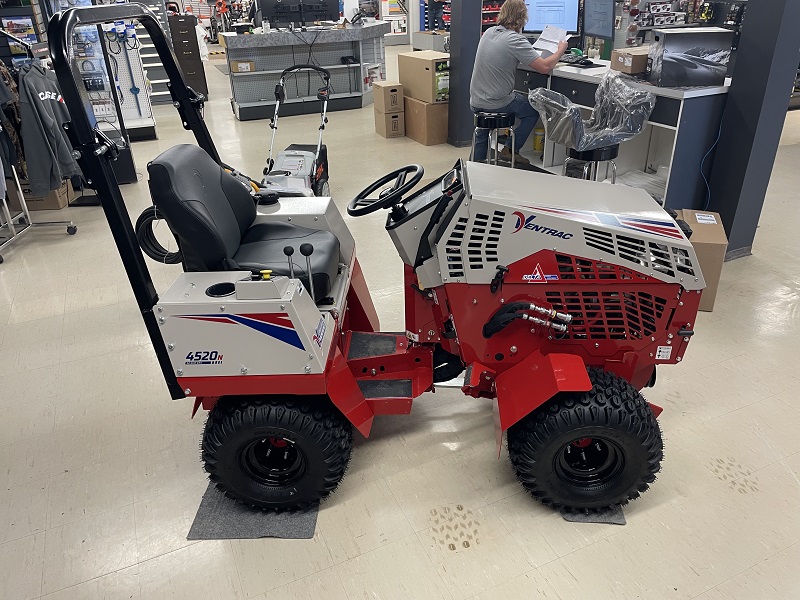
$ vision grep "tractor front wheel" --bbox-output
[202,396,352,510]
[507,369,662,511]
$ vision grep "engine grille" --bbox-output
[445,210,505,278]
[545,288,668,340]
[583,227,696,279]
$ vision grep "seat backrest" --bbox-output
[147,144,256,271]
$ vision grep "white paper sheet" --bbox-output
[532,25,568,55]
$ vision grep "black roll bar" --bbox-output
[47,4,212,401]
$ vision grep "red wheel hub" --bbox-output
[268,437,289,448]
[571,437,593,448]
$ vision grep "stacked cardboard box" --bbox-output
[8,179,74,211]
[675,209,728,312]
[397,50,450,146]
[610,46,650,75]
[373,82,405,138]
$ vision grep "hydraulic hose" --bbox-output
[135,206,183,264]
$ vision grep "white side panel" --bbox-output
[156,272,332,378]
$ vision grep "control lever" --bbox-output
[300,243,315,300]
[283,246,295,279]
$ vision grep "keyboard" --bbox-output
[559,54,594,67]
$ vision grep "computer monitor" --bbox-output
[263,0,303,26]
[302,0,339,23]
[524,0,580,34]
[583,0,615,40]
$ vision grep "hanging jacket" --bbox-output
[18,63,81,195]
[0,62,25,178]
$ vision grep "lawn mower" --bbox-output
[50,4,704,512]
[261,64,332,198]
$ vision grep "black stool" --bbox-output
[563,145,619,182]
[472,112,516,167]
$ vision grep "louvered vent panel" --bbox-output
[581,228,695,278]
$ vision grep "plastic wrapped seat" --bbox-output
[528,71,657,152]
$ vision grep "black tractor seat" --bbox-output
[147,144,339,301]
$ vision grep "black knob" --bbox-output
[300,243,314,257]
[283,245,294,256]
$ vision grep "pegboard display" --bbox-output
[232,66,361,104]
[224,23,390,120]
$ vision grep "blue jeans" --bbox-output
[428,2,445,30]
[471,93,540,162]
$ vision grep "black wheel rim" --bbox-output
[555,436,624,486]
[239,437,307,487]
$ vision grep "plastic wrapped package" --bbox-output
[528,71,657,152]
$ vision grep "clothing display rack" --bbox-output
[0,30,77,264]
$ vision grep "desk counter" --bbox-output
[515,61,730,209]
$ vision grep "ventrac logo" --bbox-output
[38,91,65,103]
[512,211,573,239]
[312,316,326,348]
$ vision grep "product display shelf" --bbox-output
[790,66,800,111]
[479,0,505,29]
[225,22,390,121]
[136,0,173,104]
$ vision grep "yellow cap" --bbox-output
[260,270,272,279]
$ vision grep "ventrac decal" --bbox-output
[312,316,326,347]
[176,313,304,350]
[522,263,559,283]
[528,206,685,240]
[512,211,573,239]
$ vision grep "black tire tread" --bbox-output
[507,368,662,511]
[201,396,352,511]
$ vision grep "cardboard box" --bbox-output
[647,27,733,87]
[8,179,72,211]
[611,46,651,74]
[218,32,235,49]
[398,50,450,104]
[230,59,255,73]
[404,97,448,145]
[374,109,405,138]
[676,209,728,312]
[373,81,404,114]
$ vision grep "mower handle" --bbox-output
[280,64,331,81]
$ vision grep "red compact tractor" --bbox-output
[49,4,703,512]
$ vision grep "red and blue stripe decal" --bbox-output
[527,206,685,240]
[176,313,305,350]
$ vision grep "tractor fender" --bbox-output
[493,351,592,453]
[326,345,375,437]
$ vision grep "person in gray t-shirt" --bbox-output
[469,0,568,164]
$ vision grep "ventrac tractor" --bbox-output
[49,4,703,512]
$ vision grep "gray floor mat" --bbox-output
[561,505,626,526]
[187,484,318,540]
[215,64,229,75]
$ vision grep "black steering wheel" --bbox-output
[347,165,424,217]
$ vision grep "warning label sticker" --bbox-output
[656,345,673,360]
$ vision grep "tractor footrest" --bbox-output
[347,331,402,360]
[358,379,414,416]
[357,379,412,399]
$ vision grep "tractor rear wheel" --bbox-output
[201,396,352,510]
[507,369,662,511]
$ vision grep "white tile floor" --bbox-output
[1,47,800,599]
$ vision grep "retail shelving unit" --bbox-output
[225,22,390,121]
[382,0,409,45]
[790,64,800,111]
[479,0,504,30]
[136,0,173,104]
